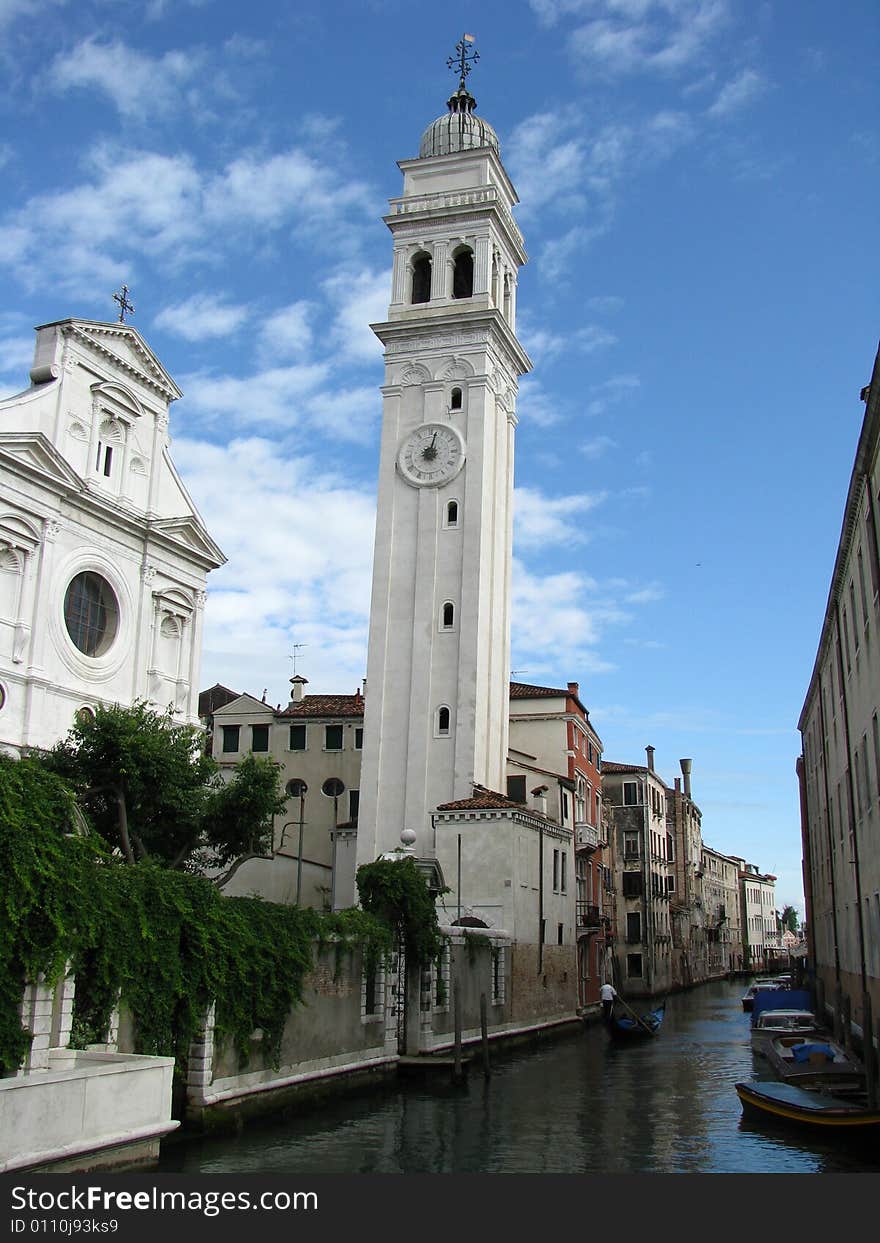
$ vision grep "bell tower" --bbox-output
[356,40,531,868]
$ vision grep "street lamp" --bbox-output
[287,779,308,905]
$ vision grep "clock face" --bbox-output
[397,422,465,487]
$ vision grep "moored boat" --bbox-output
[763,1033,865,1091]
[741,979,784,1012]
[609,1002,665,1040]
[750,1008,824,1056]
[735,1080,880,1132]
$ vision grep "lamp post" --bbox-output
[288,779,308,906]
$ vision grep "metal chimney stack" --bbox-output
[680,758,692,798]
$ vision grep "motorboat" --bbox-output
[750,1008,823,1056]
[741,979,783,1012]
[763,1033,865,1092]
[735,1080,880,1133]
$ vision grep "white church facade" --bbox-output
[0,316,225,755]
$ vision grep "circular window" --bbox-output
[63,572,119,657]
[0,684,5,712]
[76,706,95,725]
[287,779,308,798]
[322,778,345,798]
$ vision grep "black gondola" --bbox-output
[608,1001,665,1040]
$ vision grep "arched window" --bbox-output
[411,252,432,304]
[450,387,463,410]
[437,706,451,736]
[452,248,474,299]
[446,500,459,527]
[442,602,455,629]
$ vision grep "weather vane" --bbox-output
[447,33,478,90]
[113,285,135,323]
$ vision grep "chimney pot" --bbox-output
[646,745,655,772]
[567,681,579,697]
[680,758,692,798]
[289,675,309,703]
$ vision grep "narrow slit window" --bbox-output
[446,500,459,527]
[103,445,113,477]
[442,602,455,629]
[450,387,463,410]
[437,706,450,735]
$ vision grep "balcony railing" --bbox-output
[577,902,601,929]
[575,822,599,850]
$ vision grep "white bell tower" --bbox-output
[356,41,531,867]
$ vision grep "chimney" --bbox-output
[531,783,549,817]
[680,758,692,798]
[674,777,681,794]
[567,681,579,698]
[646,745,655,772]
[289,675,309,703]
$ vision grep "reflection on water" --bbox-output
[158,981,880,1174]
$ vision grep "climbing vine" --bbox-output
[356,856,448,967]
[0,755,389,1077]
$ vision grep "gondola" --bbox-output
[608,1001,665,1040]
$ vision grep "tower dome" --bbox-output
[419,86,499,158]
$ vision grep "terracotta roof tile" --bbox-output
[279,694,364,719]
[437,783,523,811]
[509,681,567,699]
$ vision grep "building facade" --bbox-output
[602,751,674,998]
[798,340,880,1044]
[209,677,364,910]
[0,317,224,754]
[507,680,610,1007]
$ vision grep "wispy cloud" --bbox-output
[48,37,204,120]
[0,140,377,297]
[154,293,250,341]
[514,485,608,549]
[173,435,375,702]
[707,68,767,118]
[580,434,618,459]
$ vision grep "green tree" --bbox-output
[780,904,799,934]
[42,702,286,882]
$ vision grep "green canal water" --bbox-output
[157,979,880,1174]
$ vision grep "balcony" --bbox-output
[575,822,599,850]
[577,902,602,930]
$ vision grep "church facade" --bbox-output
[0,317,225,754]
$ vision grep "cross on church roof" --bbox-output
[447,33,479,90]
[113,285,135,323]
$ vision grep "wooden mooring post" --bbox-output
[480,992,490,1078]
[452,982,464,1084]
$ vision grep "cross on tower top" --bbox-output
[447,33,479,90]
[113,285,135,323]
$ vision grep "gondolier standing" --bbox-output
[600,981,618,1022]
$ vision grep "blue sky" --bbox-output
[2,0,878,915]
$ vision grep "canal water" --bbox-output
[157,979,880,1174]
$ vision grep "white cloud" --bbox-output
[0,141,378,297]
[178,362,329,430]
[154,294,250,341]
[580,434,618,459]
[511,559,626,675]
[48,37,204,120]
[514,485,607,549]
[707,68,768,118]
[258,301,316,362]
[0,333,35,396]
[586,373,640,416]
[517,375,563,427]
[172,436,376,703]
[0,0,65,30]
[587,295,625,314]
[554,1,730,78]
[322,267,390,363]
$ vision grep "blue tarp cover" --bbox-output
[750,989,812,1024]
